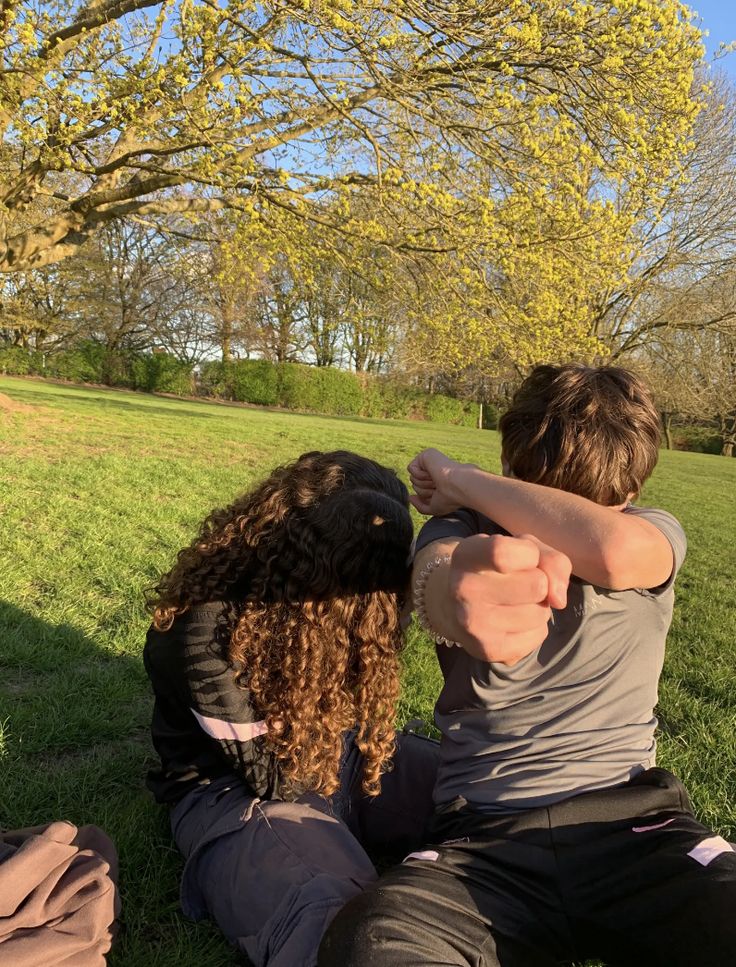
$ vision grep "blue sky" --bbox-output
[691,1,736,75]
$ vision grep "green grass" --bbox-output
[1,375,735,967]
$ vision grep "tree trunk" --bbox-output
[661,411,673,450]
[719,413,735,457]
[220,300,234,362]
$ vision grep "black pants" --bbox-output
[318,769,736,967]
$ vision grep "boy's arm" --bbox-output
[409,449,674,591]
[412,532,571,665]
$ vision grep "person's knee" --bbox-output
[319,881,450,967]
[256,881,364,967]
[318,889,393,967]
[319,862,500,967]
[256,799,377,884]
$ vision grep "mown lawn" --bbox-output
[1,375,735,967]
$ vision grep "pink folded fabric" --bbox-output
[0,821,120,966]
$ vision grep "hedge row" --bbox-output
[670,424,723,456]
[196,359,479,426]
[0,343,194,396]
[0,344,479,427]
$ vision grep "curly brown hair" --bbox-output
[148,450,413,797]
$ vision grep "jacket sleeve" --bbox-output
[144,604,280,803]
[180,607,272,765]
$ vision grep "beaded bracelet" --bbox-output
[413,554,463,648]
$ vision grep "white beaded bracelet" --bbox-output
[413,554,463,648]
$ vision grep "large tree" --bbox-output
[595,71,736,360]
[638,321,736,456]
[1,0,702,279]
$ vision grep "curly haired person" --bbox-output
[318,366,736,967]
[144,449,568,967]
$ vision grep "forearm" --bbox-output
[412,539,466,646]
[443,466,670,589]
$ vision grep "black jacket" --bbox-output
[143,602,283,805]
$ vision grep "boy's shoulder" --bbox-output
[622,503,681,526]
[623,504,686,557]
[620,504,686,595]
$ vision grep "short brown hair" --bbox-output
[499,364,660,505]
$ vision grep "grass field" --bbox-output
[1,374,735,967]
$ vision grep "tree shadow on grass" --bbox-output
[65,395,219,420]
[0,600,244,967]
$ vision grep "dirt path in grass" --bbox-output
[0,391,33,413]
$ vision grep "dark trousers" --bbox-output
[318,769,736,967]
[169,729,440,967]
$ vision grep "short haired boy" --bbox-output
[318,364,736,967]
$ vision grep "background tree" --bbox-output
[1,0,701,279]
[0,261,75,350]
[68,221,179,356]
[342,269,400,374]
[705,328,736,457]
[636,330,706,450]
[201,236,261,364]
[300,256,345,369]
[594,72,736,360]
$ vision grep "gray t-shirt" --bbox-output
[415,505,687,812]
